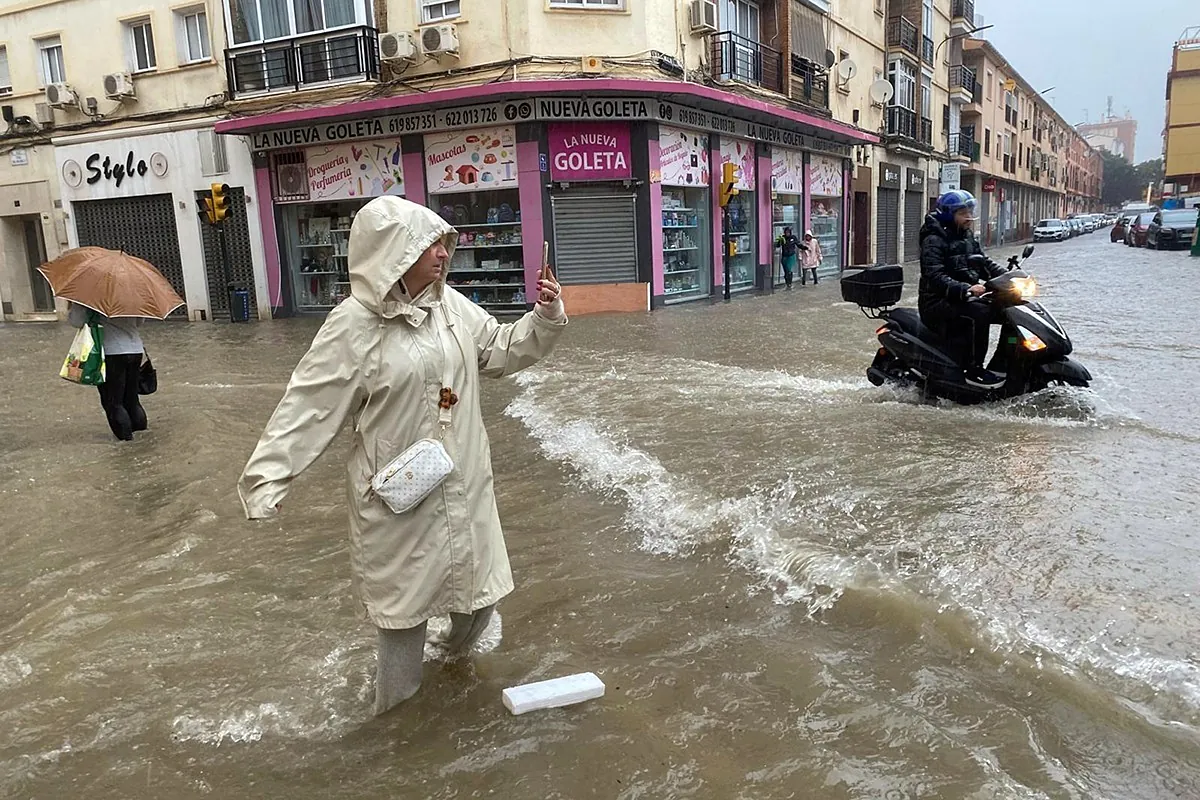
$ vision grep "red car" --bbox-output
[1111,213,1136,243]
[1125,212,1156,247]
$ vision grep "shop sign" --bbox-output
[250,102,511,150]
[983,177,997,192]
[771,147,804,194]
[655,102,852,157]
[811,154,844,197]
[879,162,902,190]
[306,139,404,201]
[86,151,150,188]
[424,126,518,195]
[906,168,925,192]
[719,137,755,191]
[940,163,961,191]
[548,122,632,182]
[659,125,710,188]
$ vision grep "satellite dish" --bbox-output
[869,79,894,105]
[837,59,858,82]
[824,49,837,69]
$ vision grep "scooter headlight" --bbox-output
[1018,325,1047,352]
[1009,277,1038,300]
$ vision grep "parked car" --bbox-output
[1126,212,1156,247]
[1112,213,1137,243]
[1034,218,1070,242]
[1146,208,1199,250]
[1068,218,1084,237]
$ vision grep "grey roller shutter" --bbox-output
[551,194,638,284]
[73,194,188,316]
[904,189,924,262]
[877,188,900,264]
[195,186,258,318]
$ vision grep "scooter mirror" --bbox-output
[1023,245,1035,259]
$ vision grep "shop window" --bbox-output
[659,126,713,304]
[809,154,843,276]
[285,202,357,310]
[127,19,157,73]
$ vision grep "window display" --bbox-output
[661,189,711,302]
[720,137,757,293]
[281,200,364,311]
[771,147,805,286]
[809,154,844,276]
[435,188,527,312]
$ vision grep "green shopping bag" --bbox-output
[60,312,106,385]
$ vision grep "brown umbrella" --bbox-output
[37,246,185,319]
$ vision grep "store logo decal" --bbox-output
[85,152,149,187]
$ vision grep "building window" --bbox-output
[36,37,65,85]
[888,59,916,110]
[921,74,932,119]
[127,19,157,72]
[226,0,371,45]
[985,70,992,100]
[420,0,460,22]
[984,128,990,155]
[0,46,10,95]
[177,8,212,63]
[549,0,624,7]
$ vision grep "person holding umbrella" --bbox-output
[39,246,184,441]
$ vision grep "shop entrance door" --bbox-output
[852,192,870,265]
[904,189,924,262]
[876,188,900,264]
[22,217,54,312]
[551,193,638,285]
[74,194,187,315]
[195,186,258,319]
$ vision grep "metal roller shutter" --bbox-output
[904,190,924,263]
[877,188,900,264]
[195,186,259,318]
[73,194,188,315]
[551,194,638,284]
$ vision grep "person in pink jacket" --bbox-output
[800,230,822,285]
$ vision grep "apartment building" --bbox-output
[953,37,1100,246]
[1163,27,1200,206]
[214,0,878,316]
[0,0,272,321]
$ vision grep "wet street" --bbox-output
[2,232,1199,799]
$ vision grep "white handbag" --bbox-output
[371,438,454,514]
[370,308,467,515]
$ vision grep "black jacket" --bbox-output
[917,214,1005,315]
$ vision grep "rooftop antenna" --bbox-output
[1106,95,1114,120]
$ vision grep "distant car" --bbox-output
[1126,212,1156,247]
[1034,218,1070,242]
[1068,218,1084,237]
[1146,208,1199,250]
[1111,213,1137,243]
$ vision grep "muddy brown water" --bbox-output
[2,234,1199,799]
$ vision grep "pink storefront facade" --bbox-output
[215,79,877,316]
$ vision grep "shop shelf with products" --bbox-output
[287,203,360,310]
[434,188,527,313]
[661,188,712,303]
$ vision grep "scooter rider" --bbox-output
[918,190,1008,388]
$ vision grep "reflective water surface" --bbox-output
[2,234,1198,799]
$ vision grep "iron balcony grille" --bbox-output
[885,106,918,140]
[923,36,934,64]
[952,0,975,24]
[226,25,380,97]
[920,116,933,146]
[711,31,783,94]
[887,17,918,57]
[790,56,830,110]
[949,64,977,95]
[949,132,976,158]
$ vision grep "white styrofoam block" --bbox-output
[502,672,606,715]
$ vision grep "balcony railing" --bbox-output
[949,64,977,96]
[952,0,975,24]
[923,36,935,63]
[885,106,918,140]
[920,116,933,146]
[790,56,830,110]
[711,31,784,94]
[887,17,918,57]
[949,132,975,158]
[226,25,380,98]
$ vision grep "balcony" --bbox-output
[948,132,976,161]
[920,116,933,146]
[923,36,935,64]
[790,57,830,111]
[225,26,379,98]
[887,16,919,60]
[949,64,977,103]
[951,0,975,35]
[711,31,784,95]
[885,106,918,142]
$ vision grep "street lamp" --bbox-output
[934,24,995,62]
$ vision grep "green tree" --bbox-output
[1101,151,1138,206]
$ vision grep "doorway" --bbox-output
[852,191,870,265]
[22,217,54,312]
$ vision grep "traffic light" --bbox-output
[203,183,230,225]
[718,161,740,208]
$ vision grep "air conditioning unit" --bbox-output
[45,83,77,108]
[103,72,135,100]
[420,24,459,57]
[379,31,418,62]
[689,0,718,34]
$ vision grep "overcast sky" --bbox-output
[976,0,1197,163]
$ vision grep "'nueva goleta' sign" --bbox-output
[548,122,632,182]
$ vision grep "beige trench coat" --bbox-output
[238,196,567,630]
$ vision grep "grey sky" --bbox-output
[976,0,1197,163]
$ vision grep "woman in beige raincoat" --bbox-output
[238,196,566,714]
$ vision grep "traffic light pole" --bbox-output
[722,205,731,302]
[216,222,241,322]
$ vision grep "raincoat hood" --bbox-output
[348,196,458,314]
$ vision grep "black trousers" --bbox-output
[924,300,1002,369]
[96,353,147,441]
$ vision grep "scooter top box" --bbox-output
[841,264,904,308]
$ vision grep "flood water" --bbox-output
[2,232,1199,799]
